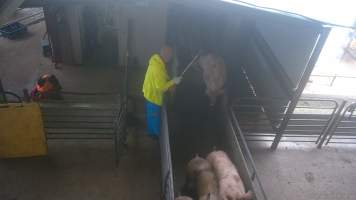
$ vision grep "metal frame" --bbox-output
[271,27,331,149]
[160,104,174,200]
[316,100,347,147]
[229,107,268,200]
[1,91,22,103]
[324,102,356,145]
[310,74,356,87]
[159,102,268,199]
[0,79,7,103]
[231,97,339,146]
[40,92,125,166]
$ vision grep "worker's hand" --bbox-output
[169,85,176,94]
[172,76,182,85]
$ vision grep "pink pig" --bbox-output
[207,151,253,200]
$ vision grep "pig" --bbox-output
[207,150,253,200]
[186,155,212,179]
[175,196,193,200]
[198,54,226,106]
[197,169,219,200]
[183,155,213,198]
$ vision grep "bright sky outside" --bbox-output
[233,0,356,98]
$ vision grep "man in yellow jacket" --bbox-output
[142,46,182,137]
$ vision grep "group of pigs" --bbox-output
[176,150,253,200]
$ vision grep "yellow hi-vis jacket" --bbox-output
[142,54,175,106]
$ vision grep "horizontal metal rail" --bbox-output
[231,97,339,146]
[0,91,22,104]
[39,92,125,166]
[310,74,356,87]
[325,102,356,145]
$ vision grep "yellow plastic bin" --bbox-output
[0,102,47,158]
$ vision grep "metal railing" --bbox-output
[229,108,268,200]
[231,97,339,147]
[39,91,126,166]
[231,97,286,142]
[324,102,356,145]
[310,74,356,87]
[160,104,174,200]
[288,98,339,144]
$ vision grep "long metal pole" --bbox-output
[271,26,331,150]
[180,53,200,77]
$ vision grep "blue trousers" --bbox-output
[145,100,161,137]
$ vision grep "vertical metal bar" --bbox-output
[271,26,331,150]
[325,102,349,145]
[123,19,132,105]
[230,108,268,200]
[114,109,120,167]
[114,129,119,166]
[315,101,339,144]
[0,79,8,103]
[330,75,337,87]
[317,100,347,148]
[160,105,174,200]
[113,102,124,167]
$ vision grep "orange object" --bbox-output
[31,74,62,100]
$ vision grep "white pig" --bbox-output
[197,170,219,200]
[207,151,253,200]
[186,155,212,180]
[198,54,226,106]
[184,155,213,197]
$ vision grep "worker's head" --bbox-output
[160,45,173,63]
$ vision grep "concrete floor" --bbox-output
[0,21,121,95]
[0,137,161,200]
[1,20,160,200]
[251,142,356,200]
[2,15,356,200]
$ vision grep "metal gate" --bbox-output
[231,97,339,148]
[324,102,356,145]
[40,91,127,165]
